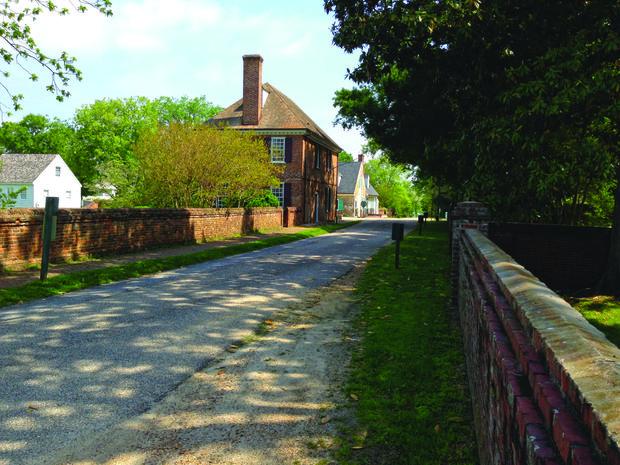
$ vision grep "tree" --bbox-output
[0,0,112,114]
[338,151,354,162]
[325,0,620,293]
[68,96,222,196]
[364,155,417,217]
[0,114,74,155]
[133,124,283,209]
[0,186,27,208]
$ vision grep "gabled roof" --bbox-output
[212,83,342,153]
[0,153,57,183]
[365,175,379,196]
[337,161,362,194]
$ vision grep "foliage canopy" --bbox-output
[0,96,222,200]
[326,0,620,293]
[326,0,619,223]
[134,124,283,209]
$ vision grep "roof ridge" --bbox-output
[262,83,300,126]
[263,83,341,151]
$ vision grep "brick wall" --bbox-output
[450,201,491,306]
[279,136,337,224]
[489,223,611,292]
[283,207,302,227]
[453,204,620,465]
[0,207,282,268]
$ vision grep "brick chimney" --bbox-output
[242,54,263,126]
[358,154,364,163]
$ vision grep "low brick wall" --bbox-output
[489,223,611,291]
[0,207,282,268]
[284,207,302,227]
[458,228,620,465]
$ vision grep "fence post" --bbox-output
[450,201,490,308]
[40,197,59,280]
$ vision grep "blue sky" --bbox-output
[7,0,365,154]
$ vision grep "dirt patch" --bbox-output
[40,264,364,465]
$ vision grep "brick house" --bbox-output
[211,55,342,225]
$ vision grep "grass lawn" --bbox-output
[0,222,357,309]
[336,222,478,465]
[569,295,620,348]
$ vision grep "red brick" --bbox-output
[516,397,544,439]
[571,446,599,465]
[552,410,589,463]
[0,207,283,267]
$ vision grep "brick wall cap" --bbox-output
[465,228,620,452]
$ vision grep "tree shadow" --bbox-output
[0,219,404,464]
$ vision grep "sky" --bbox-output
[6,0,365,155]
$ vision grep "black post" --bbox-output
[391,222,405,269]
[40,197,59,280]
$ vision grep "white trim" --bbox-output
[270,137,286,163]
[271,182,285,206]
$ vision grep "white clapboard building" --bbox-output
[0,153,82,208]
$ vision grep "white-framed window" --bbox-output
[65,190,71,199]
[271,182,284,206]
[270,137,285,163]
[55,166,61,176]
[20,188,27,199]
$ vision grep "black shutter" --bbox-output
[265,137,271,154]
[284,137,292,162]
[325,187,331,212]
[283,183,292,207]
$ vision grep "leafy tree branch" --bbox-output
[0,0,112,114]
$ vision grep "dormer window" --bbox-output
[55,166,61,176]
[271,137,285,163]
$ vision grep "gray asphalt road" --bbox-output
[0,219,413,465]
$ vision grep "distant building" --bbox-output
[211,55,342,224]
[337,154,380,217]
[0,153,82,208]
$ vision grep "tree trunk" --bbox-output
[598,165,620,296]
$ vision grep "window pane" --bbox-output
[270,137,285,163]
[270,182,284,206]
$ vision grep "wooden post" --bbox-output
[392,222,405,269]
[40,197,59,280]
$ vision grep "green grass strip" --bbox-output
[570,295,620,347]
[337,222,478,465]
[0,222,358,309]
